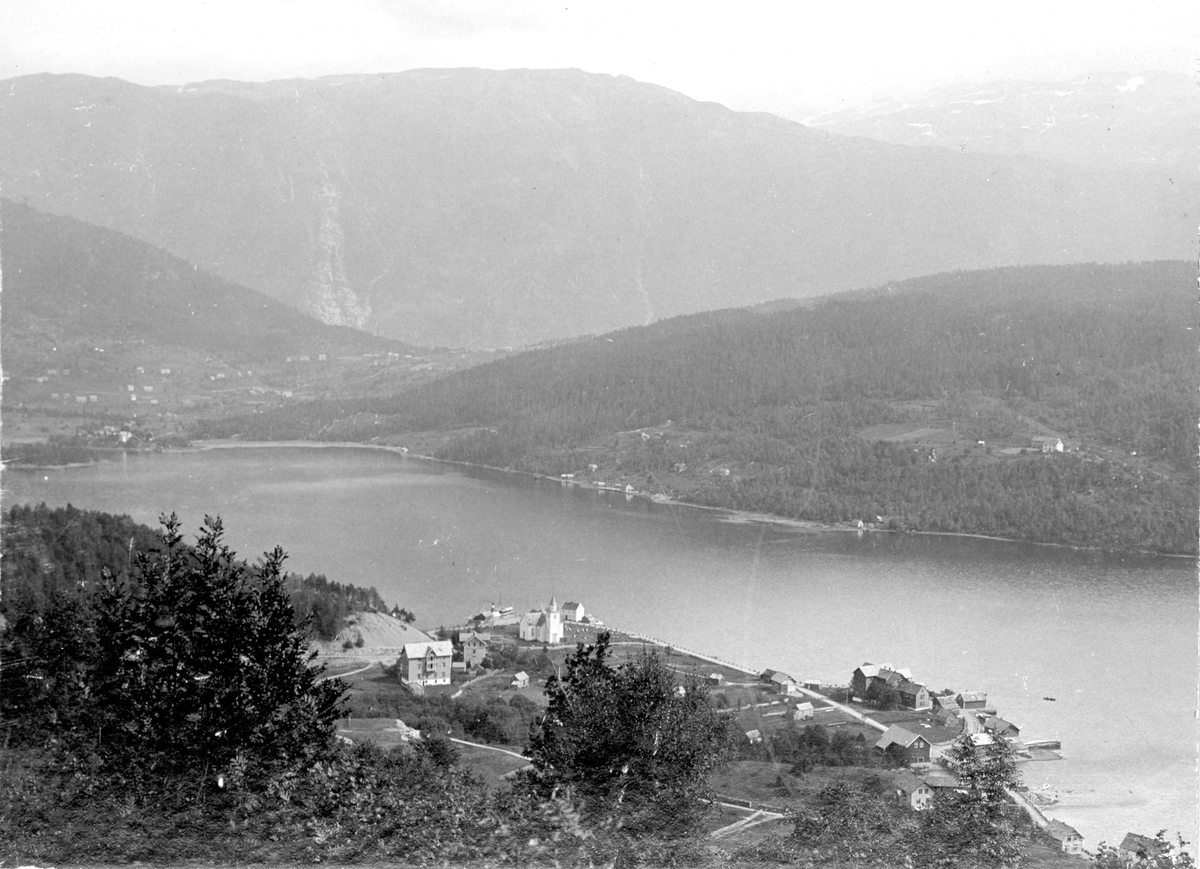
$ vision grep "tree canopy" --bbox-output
[1,513,345,785]
[913,731,1022,866]
[525,632,731,837]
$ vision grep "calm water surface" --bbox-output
[4,445,1196,849]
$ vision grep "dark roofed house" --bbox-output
[895,678,932,711]
[1119,833,1169,863]
[894,770,933,810]
[981,716,1020,738]
[851,663,883,698]
[769,671,798,695]
[955,691,987,709]
[1046,820,1084,855]
[853,663,929,708]
[874,725,930,764]
[933,704,961,726]
[923,772,966,802]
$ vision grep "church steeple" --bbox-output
[549,595,559,612]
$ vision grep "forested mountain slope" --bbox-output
[1,70,1193,347]
[0,199,405,368]
[195,261,1198,554]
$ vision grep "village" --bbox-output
[0,337,509,451]
[313,597,1170,865]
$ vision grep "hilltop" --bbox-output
[313,610,434,666]
[195,261,1199,554]
[1,70,1193,347]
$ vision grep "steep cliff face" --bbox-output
[307,171,372,329]
[1,69,1193,348]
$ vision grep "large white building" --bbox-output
[519,596,564,644]
[397,640,453,687]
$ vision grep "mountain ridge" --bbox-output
[806,70,1197,168]
[2,69,1192,348]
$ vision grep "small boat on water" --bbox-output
[1043,696,1056,701]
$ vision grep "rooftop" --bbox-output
[876,724,925,749]
[1046,820,1081,841]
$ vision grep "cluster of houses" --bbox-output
[893,763,1158,859]
[31,362,182,410]
[517,596,593,645]
[395,631,494,693]
[75,423,141,444]
[759,669,823,696]
[845,663,1096,858]
[388,636,1150,860]
[851,662,932,710]
[395,596,593,693]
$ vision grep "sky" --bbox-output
[1,0,1195,119]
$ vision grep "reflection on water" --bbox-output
[4,445,1196,849]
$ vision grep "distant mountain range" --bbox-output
[807,71,1196,168]
[1,69,1193,348]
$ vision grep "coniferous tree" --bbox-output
[1,513,344,787]
[91,514,345,781]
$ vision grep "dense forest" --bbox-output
[195,262,1199,554]
[1,504,391,641]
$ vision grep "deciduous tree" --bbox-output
[913,731,1021,866]
[525,632,731,837]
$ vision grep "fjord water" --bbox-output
[5,445,1196,849]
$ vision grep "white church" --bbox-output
[519,595,564,645]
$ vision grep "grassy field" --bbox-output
[453,742,532,785]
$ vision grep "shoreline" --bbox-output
[181,438,1197,560]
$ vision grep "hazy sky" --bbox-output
[2,0,1194,118]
